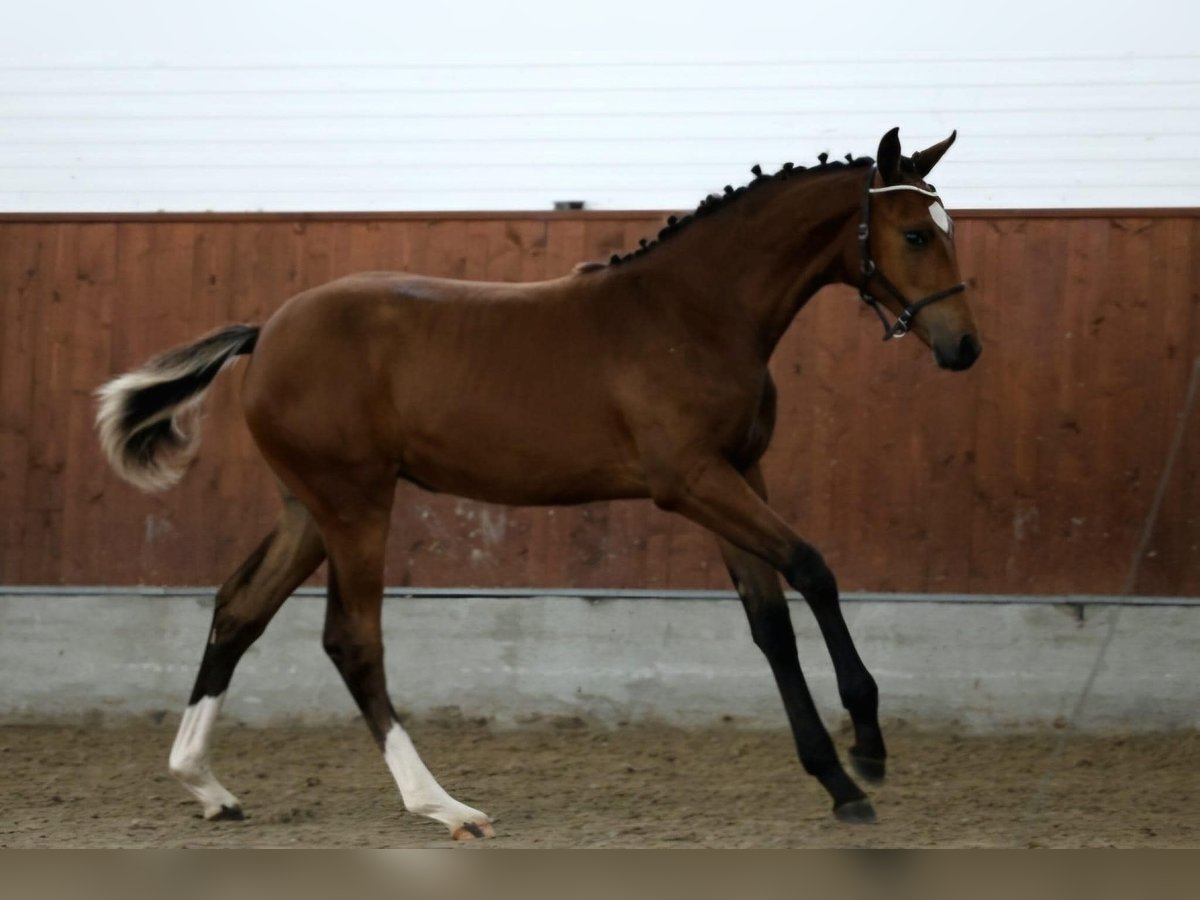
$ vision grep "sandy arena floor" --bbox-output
[1,717,1195,848]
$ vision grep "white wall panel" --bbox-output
[1,1,1196,211]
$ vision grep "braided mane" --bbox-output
[603,153,876,268]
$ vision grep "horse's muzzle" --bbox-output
[935,333,982,371]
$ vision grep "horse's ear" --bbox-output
[876,127,902,184]
[911,130,957,177]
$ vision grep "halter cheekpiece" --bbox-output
[857,163,967,340]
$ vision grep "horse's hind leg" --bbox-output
[169,490,325,819]
[309,474,493,841]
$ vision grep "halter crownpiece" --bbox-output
[867,184,940,197]
[858,164,967,341]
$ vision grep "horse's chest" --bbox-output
[724,375,777,470]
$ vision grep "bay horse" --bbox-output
[96,127,980,840]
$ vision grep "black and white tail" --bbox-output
[95,324,260,492]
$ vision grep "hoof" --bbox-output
[833,798,877,825]
[451,819,496,841]
[849,751,887,784]
[207,804,244,822]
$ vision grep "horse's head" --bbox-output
[861,127,981,371]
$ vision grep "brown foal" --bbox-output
[96,128,980,839]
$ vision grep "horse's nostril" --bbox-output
[938,334,981,371]
[958,334,981,367]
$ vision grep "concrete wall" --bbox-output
[2,591,1195,732]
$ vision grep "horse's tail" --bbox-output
[95,324,260,492]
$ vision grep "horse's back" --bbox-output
[276,269,578,310]
[241,267,644,503]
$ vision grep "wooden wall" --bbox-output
[1,210,1198,595]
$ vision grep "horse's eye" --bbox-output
[904,229,931,247]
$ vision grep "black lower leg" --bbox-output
[743,596,871,816]
[187,632,261,706]
[186,531,280,706]
[186,502,325,706]
[322,560,397,747]
[323,630,397,746]
[786,544,886,780]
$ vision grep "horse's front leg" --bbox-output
[649,458,875,822]
[717,464,886,787]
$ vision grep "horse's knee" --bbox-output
[784,544,838,602]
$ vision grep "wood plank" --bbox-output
[1087,218,1160,593]
[963,218,1014,592]
[0,224,47,581]
[61,224,118,584]
[19,224,69,583]
[1,212,1199,594]
[1133,217,1200,595]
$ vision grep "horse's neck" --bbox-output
[632,169,863,359]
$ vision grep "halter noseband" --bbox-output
[858,163,967,341]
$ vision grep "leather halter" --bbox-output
[858,164,967,341]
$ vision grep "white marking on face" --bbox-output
[929,201,951,234]
[168,694,242,818]
[383,722,491,834]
